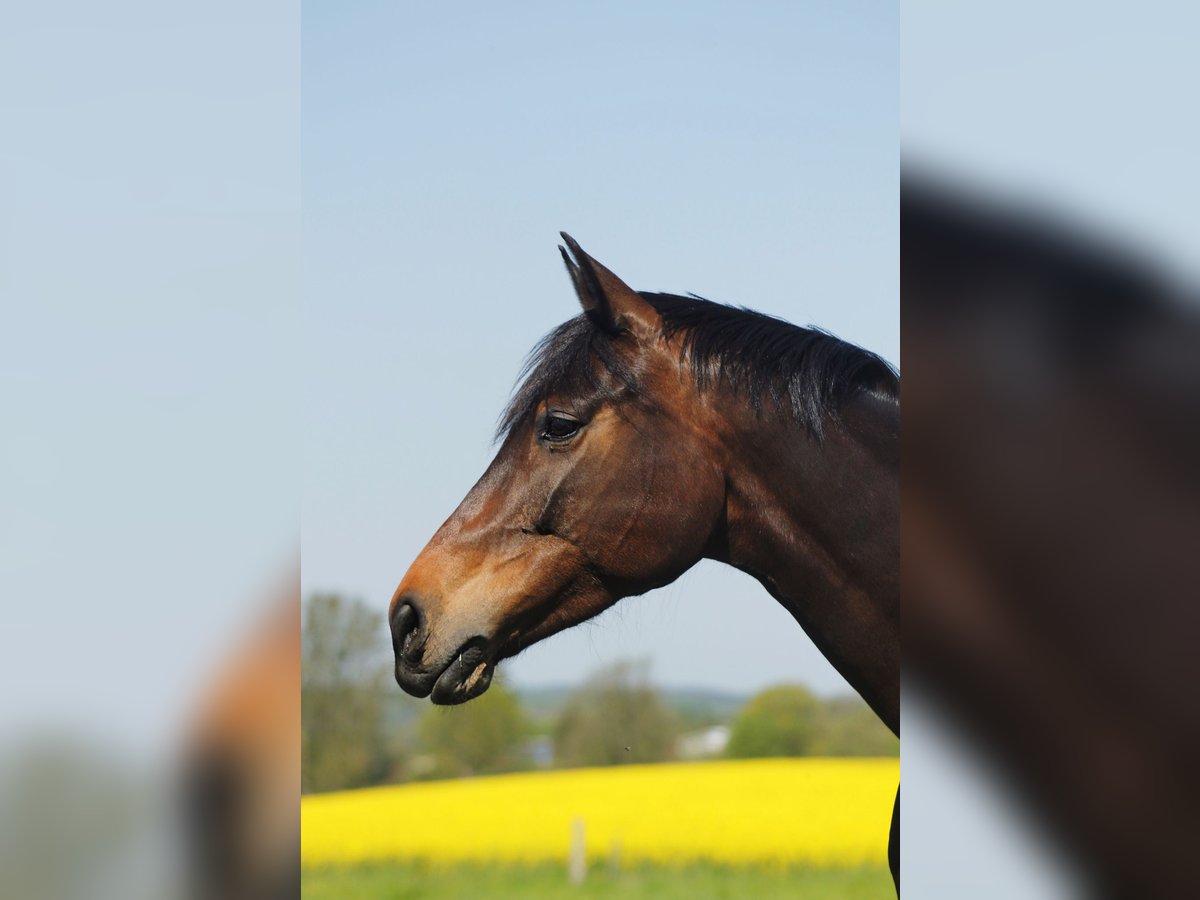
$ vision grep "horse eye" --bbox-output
[541,415,580,442]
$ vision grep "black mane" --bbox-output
[498,292,898,441]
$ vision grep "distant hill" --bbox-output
[516,684,749,728]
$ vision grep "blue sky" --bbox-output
[302,2,898,694]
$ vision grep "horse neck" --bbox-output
[715,392,900,732]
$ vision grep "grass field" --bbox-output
[302,862,895,899]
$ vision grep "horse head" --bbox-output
[389,237,726,703]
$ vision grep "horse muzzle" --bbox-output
[390,598,495,705]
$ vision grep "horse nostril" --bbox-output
[390,599,424,663]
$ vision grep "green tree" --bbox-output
[554,661,677,767]
[301,593,393,792]
[416,677,528,778]
[812,696,899,756]
[726,684,822,758]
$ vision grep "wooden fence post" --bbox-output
[610,835,622,875]
[568,817,586,885]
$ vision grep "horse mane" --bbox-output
[498,292,898,441]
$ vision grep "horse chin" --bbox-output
[429,640,495,705]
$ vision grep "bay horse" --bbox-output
[389,237,900,888]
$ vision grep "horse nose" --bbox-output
[390,596,425,666]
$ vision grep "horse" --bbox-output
[182,579,299,900]
[389,236,900,888]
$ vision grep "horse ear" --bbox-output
[558,233,658,339]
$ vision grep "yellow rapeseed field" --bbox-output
[302,758,898,868]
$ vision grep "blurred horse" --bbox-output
[389,237,900,887]
[182,582,299,900]
[903,177,1200,896]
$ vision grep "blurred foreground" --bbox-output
[0,582,300,900]
[2,3,300,899]
[903,175,1200,896]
